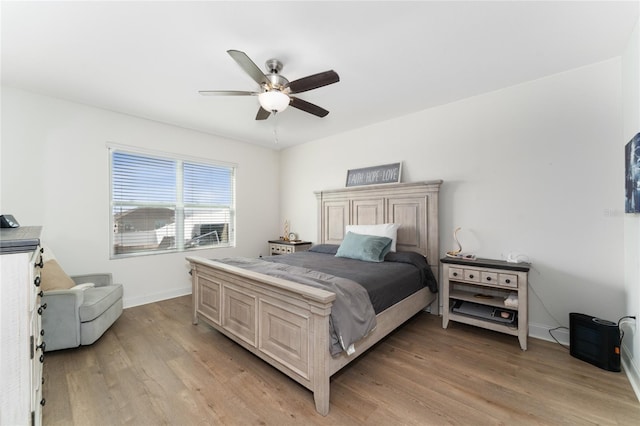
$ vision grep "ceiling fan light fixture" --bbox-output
[258,90,290,113]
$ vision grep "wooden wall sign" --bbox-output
[345,162,402,187]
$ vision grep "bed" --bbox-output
[187,180,442,415]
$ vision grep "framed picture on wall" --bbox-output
[345,162,402,187]
[625,132,640,213]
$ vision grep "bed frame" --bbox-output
[187,180,442,415]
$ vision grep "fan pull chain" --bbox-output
[272,111,279,144]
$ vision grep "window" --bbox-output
[109,147,235,258]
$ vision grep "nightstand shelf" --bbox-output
[441,256,530,350]
[449,289,510,309]
[268,240,312,255]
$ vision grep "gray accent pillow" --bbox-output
[335,232,392,263]
[308,244,339,254]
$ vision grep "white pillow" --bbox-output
[71,283,95,291]
[345,223,400,252]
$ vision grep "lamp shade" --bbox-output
[258,90,290,112]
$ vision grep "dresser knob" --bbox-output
[35,258,44,268]
[469,274,474,279]
[452,272,458,277]
[34,276,41,287]
[486,277,492,281]
[39,354,44,363]
[40,398,46,406]
[38,291,44,297]
[37,303,47,315]
[37,341,46,351]
[505,279,511,284]
[40,329,45,336]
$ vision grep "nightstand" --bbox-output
[441,256,530,350]
[268,240,312,255]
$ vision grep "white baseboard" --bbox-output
[123,285,192,309]
[529,322,570,346]
[622,341,640,402]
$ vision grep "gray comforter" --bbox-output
[214,257,377,355]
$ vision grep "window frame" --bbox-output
[108,145,236,259]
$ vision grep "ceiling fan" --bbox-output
[199,50,339,120]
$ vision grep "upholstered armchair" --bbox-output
[40,257,123,352]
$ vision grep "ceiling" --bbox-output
[1,1,638,150]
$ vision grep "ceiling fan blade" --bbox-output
[290,97,329,117]
[287,70,339,94]
[227,50,270,87]
[198,90,258,96]
[255,107,271,120]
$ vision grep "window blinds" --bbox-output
[110,148,235,257]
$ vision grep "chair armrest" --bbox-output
[42,289,85,314]
[71,273,112,287]
[41,290,85,351]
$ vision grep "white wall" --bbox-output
[280,58,625,343]
[0,87,281,307]
[622,15,640,399]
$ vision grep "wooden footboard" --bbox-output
[188,256,437,416]
[188,256,336,415]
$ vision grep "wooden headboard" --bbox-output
[315,180,442,280]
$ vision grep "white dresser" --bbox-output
[0,227,45,426]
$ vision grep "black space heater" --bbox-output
[569,312,620,372]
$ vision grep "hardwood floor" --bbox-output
[43,295,640,425]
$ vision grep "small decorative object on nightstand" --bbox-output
[441,256,530,350]
[268,240,312,255]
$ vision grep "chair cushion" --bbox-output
[80,298,123,346]
[78,284,123,323]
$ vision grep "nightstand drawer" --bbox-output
[268,240,312,256]
[270,244,293,254]
[463,269,481,282]
[481,271,498,285]
[448,267,464,280]
[498,273,518,288]
[449,267,482,284]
